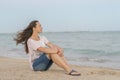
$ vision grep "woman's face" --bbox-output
[34,22,42,33]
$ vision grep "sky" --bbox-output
[0,0,120,33]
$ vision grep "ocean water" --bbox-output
[0,31,120,69]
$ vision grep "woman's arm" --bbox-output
[47,42,64,53]
[46,42,64,57]
[37,47,58,54]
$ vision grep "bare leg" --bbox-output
[48,53,69,68]
[49,53,71,73]
[47,53,80,75]
[61,56,69,66]
[56,52,70,66]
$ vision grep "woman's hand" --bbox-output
[58,47,64,53]
[57,48,64,57]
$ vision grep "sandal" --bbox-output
[68,69,81,76]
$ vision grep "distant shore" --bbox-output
[0,56,120,80]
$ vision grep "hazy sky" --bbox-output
[0,0,120,33]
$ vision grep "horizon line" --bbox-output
[0,30,120,34]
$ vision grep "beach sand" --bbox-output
[0,56,120,80]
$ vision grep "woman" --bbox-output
[14,20,80,76]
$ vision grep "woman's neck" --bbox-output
[31,31,40,40]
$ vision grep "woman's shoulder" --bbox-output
[28,37,41,42]
[27,36,48,43]
[27,38,33,42]
[27,38,36,44]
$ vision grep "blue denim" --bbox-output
[32,53,53,71]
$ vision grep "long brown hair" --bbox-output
[14,20,38,54]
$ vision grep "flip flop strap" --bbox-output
[68,69,77,75]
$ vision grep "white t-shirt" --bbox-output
[27,36,49,69]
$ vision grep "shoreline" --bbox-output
[0,56,120,80]
[1,56,120,70]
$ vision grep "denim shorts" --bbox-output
[32,53,53,71]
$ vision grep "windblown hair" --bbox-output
[14,20,38,53]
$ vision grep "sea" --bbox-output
[0,31,120,69]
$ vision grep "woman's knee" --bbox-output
[50,53,60,58]
[50,53,64,58]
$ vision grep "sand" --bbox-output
[0,56,120,80]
